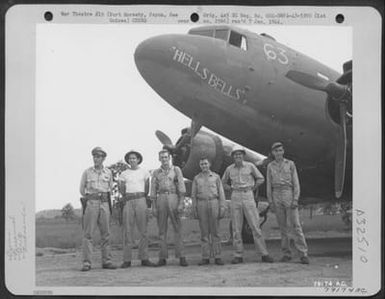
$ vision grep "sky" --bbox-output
[35,24,351,211]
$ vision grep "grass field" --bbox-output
[36,210,351,250]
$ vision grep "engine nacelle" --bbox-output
[173,130,265,181]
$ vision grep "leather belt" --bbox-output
[233,188,253,193]
[197,196,218,201]
[124,192,146,201]
[86,192,109,202]
[158,190,177,195]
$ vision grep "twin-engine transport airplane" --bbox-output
[134,25,352,203]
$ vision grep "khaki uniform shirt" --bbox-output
[150,165,186,199]
[79,166,113,196]
[266,158,300,203]
[191,171,226,209]
[222,161,264,191]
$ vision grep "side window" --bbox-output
[214,29,229,41]
[229,31,247,51]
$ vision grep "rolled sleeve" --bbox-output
[191,177,197,201]
[150,171,158,200]
[191,177,198,209]
[175,166,186,195]
[216,176,226,209]
[79,170,87,197]
[108,170,114,191]
[291,161,300,200]
[266,164,272,202]
[251,164,265,187]
[221,167,231,191]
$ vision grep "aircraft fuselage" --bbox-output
[135,26,352,200]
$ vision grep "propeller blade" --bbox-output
[155,130,173,147]
[334,104,348,198]
[190,120,202,138]
[286,70,329,92]
[286,70,351,102]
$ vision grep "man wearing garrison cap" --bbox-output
[79,147,117,271]
[266,142,309,264]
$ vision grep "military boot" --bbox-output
[141,259,156,267]
[179,257,188,267]
[198,259,210,266]
[121,261,131,268]
[261,255,274,263]
[156,258,167,267]
[231,257,243,264]
[214,258,224,265]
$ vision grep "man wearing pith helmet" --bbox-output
[266,142,309,264]
[79,147,117,271]
[222,146,274,264]
[118,150,156,268]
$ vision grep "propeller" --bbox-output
[286,61,352,198]
[155,119,202,167]
[190,119,202,138]
[155,130,173,148]
[335,104,347,198]
[285,70,351,103]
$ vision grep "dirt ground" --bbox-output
[36,237,352,288]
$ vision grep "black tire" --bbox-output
[228,206,270,244]
[228,216,254,244]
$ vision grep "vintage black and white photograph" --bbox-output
[4,4,382,297]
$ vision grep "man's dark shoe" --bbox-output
[231,257,243,264]
[261,255,274,263]
[300,256,310,264]
[102,262,117,269]
[81,264,91,272]
[198,259,210,266]
[156,259,167,267]
[141,259,156,267]
[121,261,131,268]
[179,257,188,267]
[214,258,224,265]
[279,256,292,262]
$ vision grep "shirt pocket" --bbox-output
[229,171,238,183]
[87,178,98,189]
[240,169,251,183]
[208,178,218,196]
[100,175,111,189]
[281,165,292,181]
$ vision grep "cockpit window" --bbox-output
[229,31,247,51]
[214,29,229,41]
[189,30,214,37]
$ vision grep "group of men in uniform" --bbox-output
[79,142,309,271]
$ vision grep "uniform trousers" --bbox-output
[196,199,221,258]
[230,190,268,257]
[156,193,185,259]
[273,188,308,257]
[122,197,149,262]
[82,199,112,266]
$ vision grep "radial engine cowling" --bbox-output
[173,130,265,180]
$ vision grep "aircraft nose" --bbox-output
[134,35,174,85]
